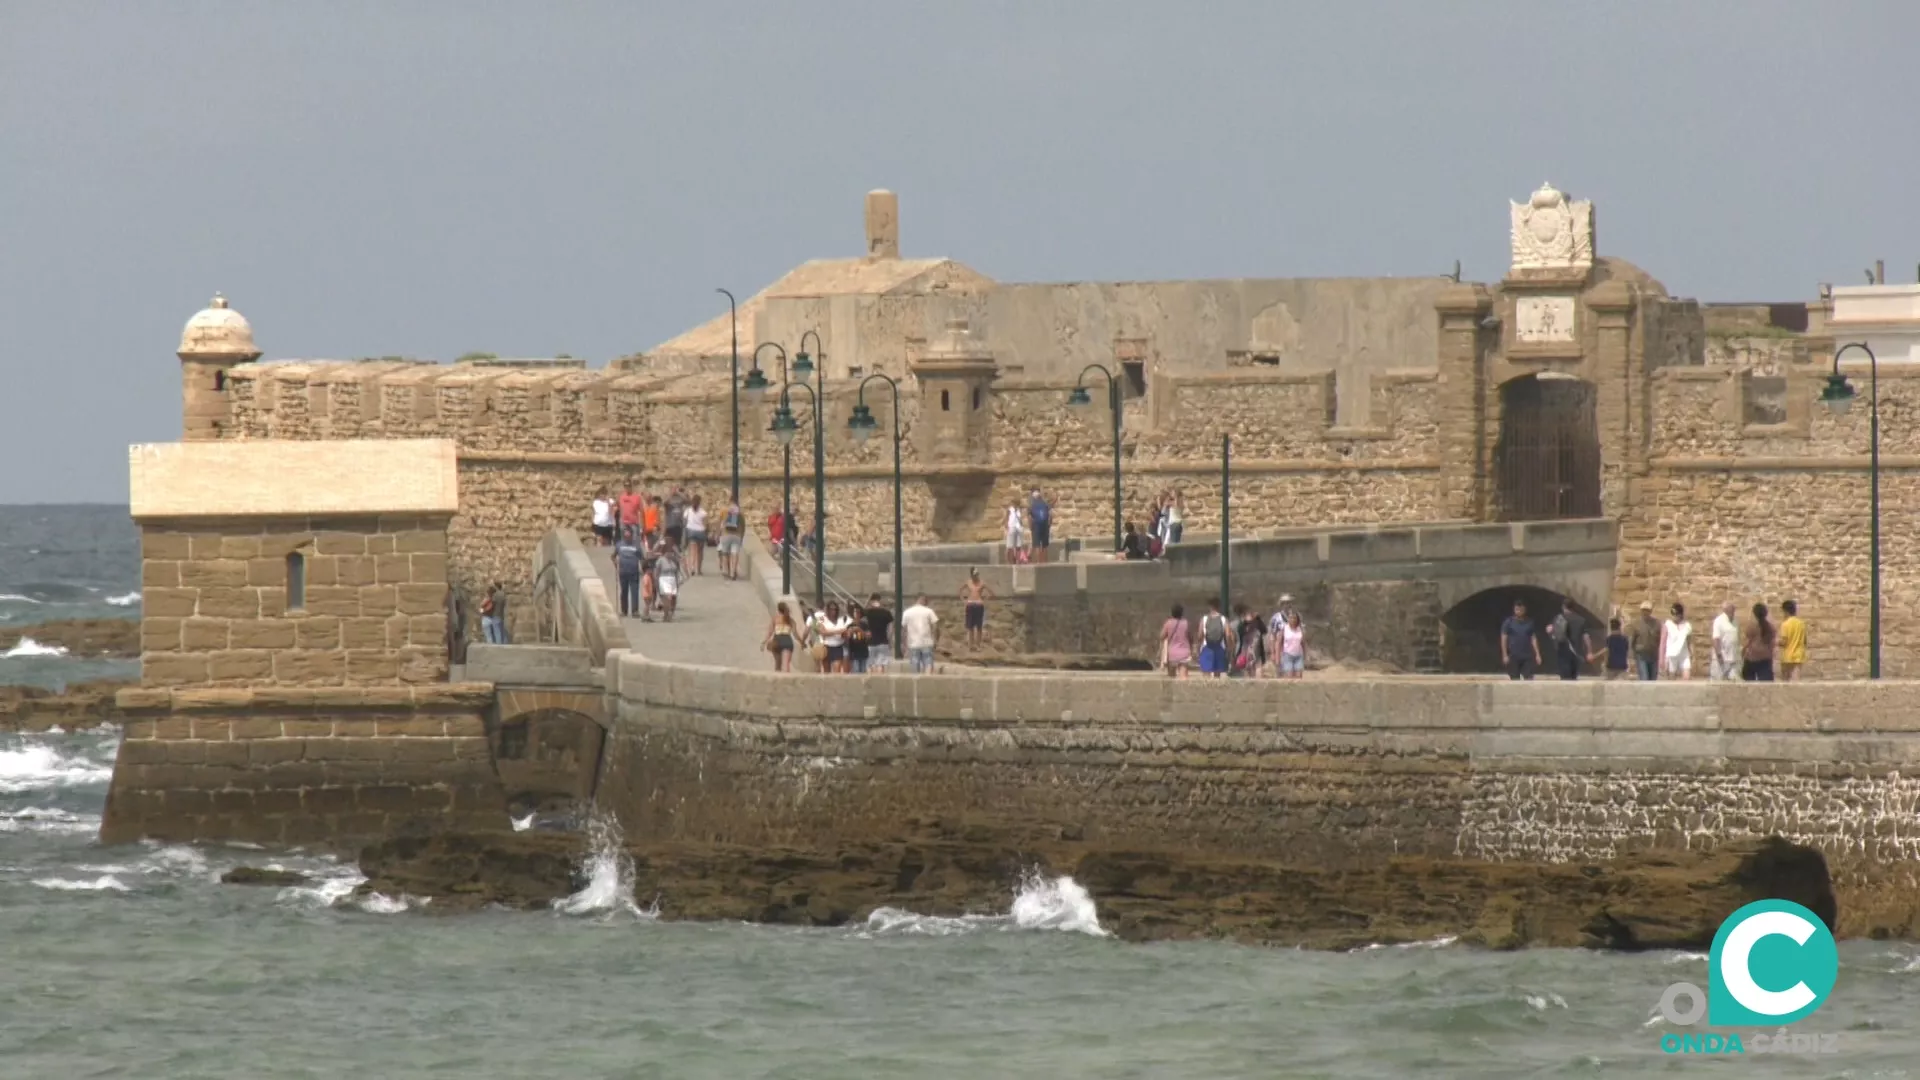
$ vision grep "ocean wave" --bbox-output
[3,637,69,658]
[553,812,657,920]
[357,892,430,915]
[0,594,44,605]
[0,807,102,834]
[0,743,115,792]
[31,875,130,892]
[859,871,1109,938]
[104,592,141,607]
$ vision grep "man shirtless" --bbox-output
[959,569,994,649]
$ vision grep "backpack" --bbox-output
[1203,613,1227,645]
[1549,614,1569,644]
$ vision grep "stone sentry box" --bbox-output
[128,438,460,687]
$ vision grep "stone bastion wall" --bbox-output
[597,656,1920,932]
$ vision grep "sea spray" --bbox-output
[0,741,115,793]
[860,869,1109,938]
[2,637,68,658]
[552,811,655,920]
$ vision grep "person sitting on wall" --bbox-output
[1120,522,1149,561]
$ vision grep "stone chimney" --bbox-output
[865,189,899,260]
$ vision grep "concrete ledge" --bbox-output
[466,643,595,687]
[114,683,497,714]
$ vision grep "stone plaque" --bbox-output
[1515,296,1577,344]
[1509,183,1594,273]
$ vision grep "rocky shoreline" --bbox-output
[0,617,140,659]
[355,828,1862,950]
[0,679,131,732]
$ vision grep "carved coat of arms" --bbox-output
[1509,183,1594,273]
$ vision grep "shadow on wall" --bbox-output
[491,708,606,818]
[1442,585,1602,674]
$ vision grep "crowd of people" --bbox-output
[591,483,747,622]
[1498,597,1810,683]
[1156,593,1309,679]
[760,593,944,674]
[1119,489,1190,561]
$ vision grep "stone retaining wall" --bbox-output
[103,684,510,848]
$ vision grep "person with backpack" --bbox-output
[1548,598,1591,681]
[612,526,643,617]
[719,498,745,581]
[1197,597,1234,679]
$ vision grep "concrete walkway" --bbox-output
[591,545,773,672]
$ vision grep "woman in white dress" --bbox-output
[1659,602,1693,679]
[1004,502,1025,561]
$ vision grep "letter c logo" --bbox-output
[1707,899,1838,1026]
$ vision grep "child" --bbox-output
[1598,617,1630,680]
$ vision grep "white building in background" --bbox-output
[1828,283,1920,365]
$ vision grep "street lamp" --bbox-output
[797,330,827,610]
[717,288,740,502]
[1067,364,1124,552]
[745,343,793,594]
[849,374,905,659]
[1820,341,1881,678]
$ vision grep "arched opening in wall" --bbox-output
[1441,584,1603,674]
[491,708,606,819]
[1494,373,1601,521]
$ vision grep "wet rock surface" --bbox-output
[359,824,1856,948]
[221,867,313,887]
[0,618,140,659]
[0,679,131,732]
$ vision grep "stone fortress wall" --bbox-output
[175,184,1914,674]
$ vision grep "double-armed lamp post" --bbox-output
[741,340,827,609]
[1066,363,1125,552]
[848,374,905,659]
[1819,341,1883,679]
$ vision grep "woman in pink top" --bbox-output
[1160,603,1194,679]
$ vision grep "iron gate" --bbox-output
[1495,375,1602,521]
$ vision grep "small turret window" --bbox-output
[972,387,982,410]
[940,390,951,411]
[213,371,226,391]
[286,552,306,612]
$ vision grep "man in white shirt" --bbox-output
[900,594,940,674]
[1710,600,1740,681]
[590,489,615,546]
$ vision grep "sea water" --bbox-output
[3,507,1919,1077]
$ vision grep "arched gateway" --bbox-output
[1494,373,1602,522]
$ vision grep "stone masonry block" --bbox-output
[396,584,444,616]
[229,619,297,650]
[207,651,275,683]
[180,618,231,651]
[306,556,339,587]
[409,553,448,583]
[140,531,193,560]
[220,535,263,559]
[385,614,411,649]
[347,650,401,683]
[188,716,233,740]
[302,586,361,618]
[229,717,282,739]
[273,650,347,685]
[188,534,229,559]
[315,532,367,556]
[342,618,388,649]
[246,557,285,587]
[365,534,396,555]
[335,556,376,587]
[179,559,250,589]
[374,554,411,584]
[197,587,260,620]
[395,530,447,554]
[142,587,198,618]
[142,653,209,686]
[407,614,444,645]
[398,649,448,684]
[142,560,180,588]
[141,618,182,653]
[295,617,342,650]
[358,584,398,615]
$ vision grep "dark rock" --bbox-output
[0,619,140,660]
[0,678,133,733]
[221,867,312,887]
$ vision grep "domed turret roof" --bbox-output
[178,294,259,357]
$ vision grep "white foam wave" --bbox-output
[32,875,129,892]
[858,871,1109,938]
[0,807,102,834]
[1524,991,1569,1012]
[356,892,429,914]
[0,594,44,605]
[1665,951,1709,964]
[553,812,655,919]
[277,868,368,909]
[0,744,114,792]
[2,637,68,658]
[104,592,142,607]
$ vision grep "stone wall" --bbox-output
[597,657,1920,931]
[138,513,451,687]
[102,684,509,847]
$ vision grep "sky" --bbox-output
[2,1,1916,503]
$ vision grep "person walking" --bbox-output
[1499,599,1541,680]
[863,593,894,672]
[1710,601,1740,681]
[901,594,938,673]
[1004,501,1026,563]
[1548,598,1590,681]
[1660,603,1693,680]
[664,487,687,549]
[764,601,799,672]
[683,495,709,577]
[1777,599,1807,681]
[613,526,643,617]
[1629,601,1662,681]
[960,570,993,650]
[1028,489,1052,564]
[591,488,615,546]
[642,494,663,545]
[719,498,744,581]
[653,542,683,623]
[1601,617,1631,680]
[481,582,508,644]
[809,600,853,674]
[617,481,643,539]
[1160,603,1194,679]
[1742,602,1777,682]
[1197,598,1233,679]
[1232,603,1265,678]
[845,601,871,674]
[1276,609,1306,679]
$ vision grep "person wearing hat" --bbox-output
[1628,600,1663,681]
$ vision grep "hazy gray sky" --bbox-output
[2,2,1915,503]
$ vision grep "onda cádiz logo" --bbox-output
[1656,899,1841,1056]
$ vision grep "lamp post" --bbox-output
[717,288,741,503]
[767,378,822,609]
[1066,363,1124,552]
[741,343,788,594]
[848,374,905,659]
[1820,341,1882,678]
[796,330,827,610]
[1220,433,1232,620]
